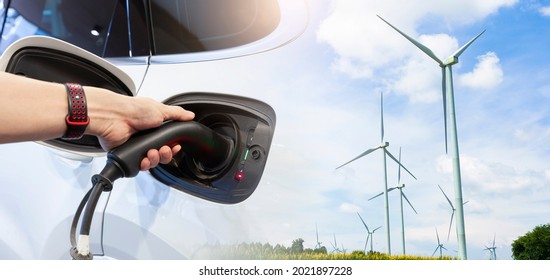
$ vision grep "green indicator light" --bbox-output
[244,149,249,161]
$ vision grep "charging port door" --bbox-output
[150,92,276,204]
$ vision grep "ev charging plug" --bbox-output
[70,121,234,260]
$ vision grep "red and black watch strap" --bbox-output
[61,83,89,140]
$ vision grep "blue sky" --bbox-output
[219,0,550,260]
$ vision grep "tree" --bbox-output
[511,223,550,260]
[290,238,304,254]
[313,246,328,254]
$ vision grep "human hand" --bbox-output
[85,87,195,170]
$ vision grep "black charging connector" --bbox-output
[69,121,234,259]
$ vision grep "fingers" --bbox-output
[140,157,152,171]
[164,105,195,122]
[140,145,181,171]
[158,145,172,164]
[140,149,159,171]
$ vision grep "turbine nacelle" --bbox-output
[380,142,389,148]
[445,56,459,66]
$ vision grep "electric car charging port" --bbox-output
[169,113,239,181]
[149,92,276,204]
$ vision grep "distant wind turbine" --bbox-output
[438,184,456,241]
[432,228,447,258]
[330,234,342,253]
[314,224,322,250]
[336,92,417,255]
[484,234,497,260]
[368,147,417,255]
[378,15,485,260]
[357,212,382,253]
[438,184,469,241]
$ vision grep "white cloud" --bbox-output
[459,52,503,90]
[539,6,550,16]
[338,202,363,213]
[436,154,547,193]
[393,34,459,103]
[317,0,516,101]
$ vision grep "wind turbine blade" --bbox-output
[356,212,370,231]
[316,224,319,241]
[368,192,384,201]
[441,67,448,154]
[380,92,385,142]
[386,150,417,180]
[447,211,455,241]
[335,146,381,169]
[397,147,402,184]
[368,187,397,201]
[451,30,486,59]
[401,192,418,214]
[373,226,382,232]
[432,247,439,257]
[435,228,440,244]
[377,15,444,65]
[437,185,454,208]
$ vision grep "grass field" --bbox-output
[200,242,456,260]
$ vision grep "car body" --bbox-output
[0,0,308,259]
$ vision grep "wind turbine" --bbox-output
[378,15,485,260]
[368,147,417,255]
[432,228,447,258]
[484,234,497,260]
[336,92,417,255]
[314,224,323,250]
[438,184,456,241]
[438,184,469,241]
[357,212,382,253]
[330,234,342,253]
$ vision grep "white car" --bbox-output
[0,0,308,259]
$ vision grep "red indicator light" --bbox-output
[235,171,244,181]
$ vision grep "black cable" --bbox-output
[70,173,114,259]
[70,187,93,247]
[79,182,104,236]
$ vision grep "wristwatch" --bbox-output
[61,83,89,140]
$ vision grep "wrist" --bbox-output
[83,86,128,137]
[61,83,89,140]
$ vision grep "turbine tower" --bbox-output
[378,15,485,260]
[336,92,417,255]
[369,147,417,255]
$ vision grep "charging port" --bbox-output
[150,92,276,204]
